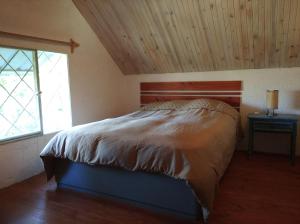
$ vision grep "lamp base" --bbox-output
[267,108,277,117]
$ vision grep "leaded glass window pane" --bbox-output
[38,51,72,134]
[0,47,41,141]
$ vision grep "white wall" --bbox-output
[124,68,300,155]
[0,0,128,188]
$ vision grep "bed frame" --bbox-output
[54,81,242,222]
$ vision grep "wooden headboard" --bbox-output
[140,81,242,111]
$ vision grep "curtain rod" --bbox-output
[0,30,79,53]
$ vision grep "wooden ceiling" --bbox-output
[73,0,300,75]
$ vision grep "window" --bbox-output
[37,51,72,134]
[0,46,71,142]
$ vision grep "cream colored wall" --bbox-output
[124,68,300,155]
[0,0,128,188]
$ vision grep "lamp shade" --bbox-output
[266,90,278,109]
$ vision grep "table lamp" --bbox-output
[266,90,278,116]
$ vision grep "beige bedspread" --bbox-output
[40,99,239,213]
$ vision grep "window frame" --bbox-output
[0,44,70,144]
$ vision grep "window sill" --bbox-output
[0,132,43,145]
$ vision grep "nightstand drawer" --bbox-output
[252,121,293,132]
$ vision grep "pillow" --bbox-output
[181,99,239,120]
[141,98,239,120]
[141,100,187,111]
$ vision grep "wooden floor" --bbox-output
[0,152,299,224]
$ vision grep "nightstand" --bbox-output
[248,113,298,165]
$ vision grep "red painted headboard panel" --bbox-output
[140,81,242,110]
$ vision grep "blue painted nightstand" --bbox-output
[248,113,298,165]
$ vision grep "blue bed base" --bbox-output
[54,159,204,221]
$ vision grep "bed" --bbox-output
[40,81,242,223]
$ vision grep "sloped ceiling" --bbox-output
[73,0,300,75]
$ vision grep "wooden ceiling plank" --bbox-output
[108,1,153,73]
[90,0,142,74]
[186,0,211,71]
[294,0,300,67]
[191,0,215,70]
[235,0,250,68]
[152,1,184,71]
[181,0,206,71]
[116,0,162,74]
[150,0,185,73]
[73,0,129,73]
[135,1,179,73]
[199,0,224,70]
[264,0,272,68]
[252,0,260,68]
[227,0,242,68]
[113,0,153,73]
[286,0,298,67]
[257,0,266,68]
[127,2,159,73]
[245,0,255,68]
[144,1,184,72]
[177,0,204,71]
[214,0,232,69]
[273,0,284,67]
[219,0,236,69]
[269,0,278,67]
[279,0,292,67]
[208,0,229,69]
[238,0,250,69]
[147,1,187,72]
[233,0,246,68]
[207,0,230,69]
[107,0,154,74]
[173,0,198,71]
[92,0,138,73]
